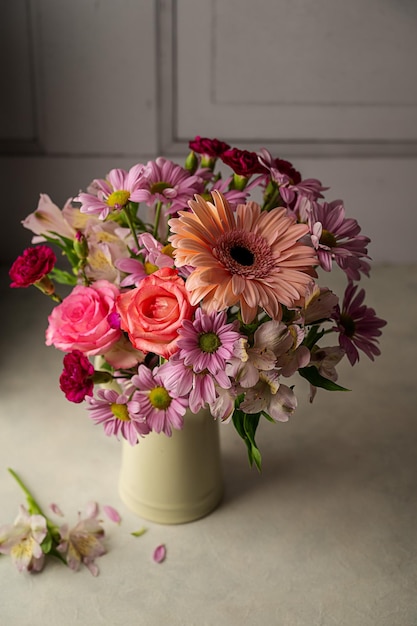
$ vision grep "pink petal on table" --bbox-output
[153,544,166,563]
[102,505,121,524]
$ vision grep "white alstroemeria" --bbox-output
[0,505,47,573]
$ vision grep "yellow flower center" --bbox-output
[161,243,174,258]
[144,261,159,275]
[110,403,130,421]
[149,387,171,410]
[199,331,221,353]
[106,190,131,208]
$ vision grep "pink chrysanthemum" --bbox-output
[75,164,145,220]
[131,365,188,436]
[86,388,150,445]
[177,309,241,375]
[332,282,386,365]
[161,355,228,414]
[309,200,370,277]
[169,191,317,323]
[132,157,204,215]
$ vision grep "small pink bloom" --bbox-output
[46,280,122,355]
[59,350,95,403]
[57,504,107,576]
[116,267,195,358]
[153,544,166,563]
[9,245,56,288]
[0,506,47,573]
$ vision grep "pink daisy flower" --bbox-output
[309,200,371,277]
[75,164,145,220]
[132,157,204,215]
[332,282,386,365]
[86,388,150,445]
[161,355,227,414]
[176,309,241,376]
[131,365,188,436]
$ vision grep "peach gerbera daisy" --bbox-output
[168,191,317,323]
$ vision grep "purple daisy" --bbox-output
[132,157,204,215]
[332,282,386,365]
[309,200,371,278]
[75,164,145,220]
[177,309,241,375]
[131,365,188,436]
[86,388,150,445]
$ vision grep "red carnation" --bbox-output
[189,136,230,157]
[9,245,56,289]
[220,148,266,177]
[59,350,95,403]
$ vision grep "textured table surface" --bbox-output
[0,264,416,626]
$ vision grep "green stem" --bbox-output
[153,201,163,239]
[124,204,140,251]
[8,468,45,518]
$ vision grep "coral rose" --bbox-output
[116,267,194,358]
[46,280,121,354]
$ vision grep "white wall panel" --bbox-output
[173,0,417,152]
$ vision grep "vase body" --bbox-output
[118,407,223,524]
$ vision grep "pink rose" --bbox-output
[9,245,56,288]
[116,267,195,358]
[46,280,121,354]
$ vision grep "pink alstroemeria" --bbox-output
[241,371,297,422]
[57,502,107,576]
[0,505,47,573]
[309,346,346,402]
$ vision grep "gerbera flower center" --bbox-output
[106,190,131,208]
[110,403,130,421]
[216,231,274,278]
[340,313,356,337]
[149,386,171,410]
[198,331,221,353]
[230,245,254,266]
[320,229,337,248]
[150,181,171,194]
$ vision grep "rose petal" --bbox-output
[153,544,166,563]
[102,505,121,524]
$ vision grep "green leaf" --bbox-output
[303,325,326,350]
[131,528,147,537]
[232,410,262,471]
[41,534,53,554]
[299,366,350,392]
[49,267,77,285]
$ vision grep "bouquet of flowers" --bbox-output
[9,137,386,468]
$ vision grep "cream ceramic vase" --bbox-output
[118,406,223,524]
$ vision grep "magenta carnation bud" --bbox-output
[59,350,95,403]
[9,245,56,289]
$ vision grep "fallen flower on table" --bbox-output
[0,469,118,576]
